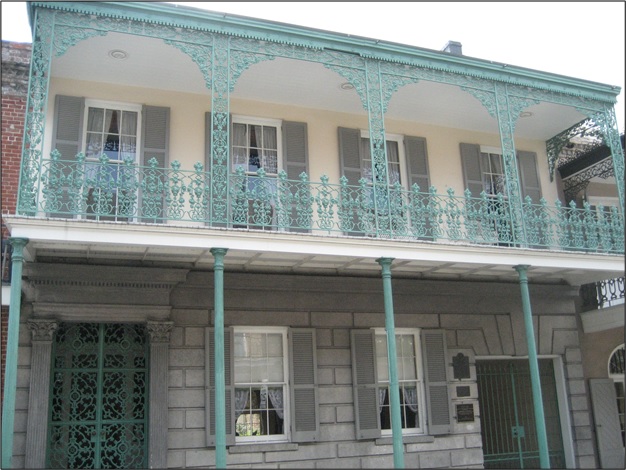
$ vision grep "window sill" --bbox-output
[228,442,298,454]
[375,435,434,446]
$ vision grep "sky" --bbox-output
[2,1,624,132]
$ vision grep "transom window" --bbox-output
[609,344,625,446]
[374,328,425,434]
[233,327,289,442]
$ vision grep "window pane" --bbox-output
[234,358,251,384]
[267,334,282,356]
[250,357,267,383]
[267,357,284,382]
[249,334,266,357]
[263,150,278,174]
[232,123,247,146]
[234,334,249,358]
[377,356,389,382]
[121,111,137,136]
[120,136,137,161]
[402,357,417,380]
[87,108,104,133]
[86,133,103,159]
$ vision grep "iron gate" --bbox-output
[46,323,148,469]
[477,359,565,469]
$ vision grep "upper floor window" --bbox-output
[360,133,405,186]
[84,101,141,164]
[231,116,283,176]
[374,328,426,435]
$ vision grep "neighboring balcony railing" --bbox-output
[16,152,625,254]
[580,277,625,310]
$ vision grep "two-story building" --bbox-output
[1,2,624,469]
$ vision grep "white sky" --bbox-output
[2,1,624,132]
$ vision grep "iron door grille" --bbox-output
[476,359,565,469]
[46,323,149,469]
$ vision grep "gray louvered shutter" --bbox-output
[339,127,363,185]
[460,143,484,197]
[52,95,85,160]
[141,105,170,223]
[405,136,430,191]
[283,121,310,233]
[50,95,85,218]
[289,328,320,442]
[590,379,625,469]
[205,327,236,446]
[517,150,541,203]
[421,330,451,435]
[350,329,381,440]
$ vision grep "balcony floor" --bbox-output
[4,216,623,286]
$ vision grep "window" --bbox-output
[51,95,170,222]
[233,327,289,442]
[83,100,142,221]
[374,329,425,435]
[479,147,506,197]
[609,344,625,446]
[359,133,406,186]
[350,328,451,440]
[231,117,282,176]
[205,327,319,446]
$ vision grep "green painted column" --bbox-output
[211,248,228,468]
[514,265,550,469]
[377,257,404,469]
[2,237,28,469]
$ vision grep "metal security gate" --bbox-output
[46,323,148,469]
[477,359,565,469]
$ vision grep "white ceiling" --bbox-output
[50,32,587,141]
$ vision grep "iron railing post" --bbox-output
[514,264,550,469]
[211,248,228,468]
[377,257,404,468]
[2,237,28,469]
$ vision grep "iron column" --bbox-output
[2,237,28,469]
[377,257,404,468]
[211,248,228,468]
[514,265,550,469]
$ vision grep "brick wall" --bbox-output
[1,40,31,406]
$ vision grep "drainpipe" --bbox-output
[211,248,228,469]
[1,237,28,469]
[514,265,550,469]
[377,257,405,468]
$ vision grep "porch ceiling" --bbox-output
[50,32,586,141]
[5,217,623,287]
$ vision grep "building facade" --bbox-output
[1,2,624,469]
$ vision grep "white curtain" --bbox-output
[402,387,418,413]
[235,389,249,420]
[267,387,284,419]
[378,388,387,413]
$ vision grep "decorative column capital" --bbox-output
[27,319,58,342]
[146,321,174,343]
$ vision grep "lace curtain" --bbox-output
[268,388,284,419]
[235,389,249,420]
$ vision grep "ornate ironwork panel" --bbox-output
[47,323,148,469]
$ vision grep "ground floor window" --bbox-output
[609,344,625,446]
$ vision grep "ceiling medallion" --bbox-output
[519,111,533,118]
[108,49,128,60]
[340,82,355,91]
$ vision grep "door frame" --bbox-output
[475,355,575,468]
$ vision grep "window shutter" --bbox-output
[589,379,625,469]
[205,327,235,447]
[141,106,170,223]
[283,121,310,233]
[350,329,381,440]
[141,105,169,168]
[50,95,85,218]
[421,329,452,435]
[460,143,484,197]
[282,121,309,180]
[517,150,542,203]
[289,328,320,442]
[52,95,85,160]
[404,136,430,191]
[339,127,363,185]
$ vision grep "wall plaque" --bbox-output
[456,403,475,423]
[452,352,470,379]
[456,385,471,397]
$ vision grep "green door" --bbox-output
[477,359,565,469]
[46,323,148,469]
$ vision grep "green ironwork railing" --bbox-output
[18,152,624,254]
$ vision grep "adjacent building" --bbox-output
[1,2,624,469]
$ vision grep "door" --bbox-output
[477,359,565,469]
[46,323,148,469]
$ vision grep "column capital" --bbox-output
[513,264,531,276]
[27,319,59,342]
[146,321,174,343]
